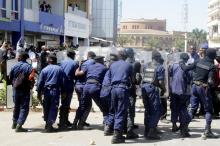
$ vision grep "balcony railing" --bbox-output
[0,8,7,18]
[67,6,87,18]
[11,10,19,20]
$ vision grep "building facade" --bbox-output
[90,0,119,44]
[208,0,220,48]
[118,19,185,50]
[0,0,91,49]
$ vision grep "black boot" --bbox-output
[146,128,160,140]
[180,125,191,138]
[44,124,57,133]
[111,130,125,144]
[104,125,113,136]
[83,122,90,127]
[12,121,17,129]
[144,126,149,138]
[58,109,68,130]
[77,121,92,130]
[126,130,139,139]
[204,126,218,139]
[15,124,28,132]
[172,123,179,132]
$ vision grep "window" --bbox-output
[24,0,32,9]
[0,0,6,18]
[11,0,18,11]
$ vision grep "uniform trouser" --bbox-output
[101,96,111,125]
[170,93,178,123]
[43,88,60,125]
[191,84,213,127]
[60,87,74,111]
[111,87,129,131]
[142,83,162,129]
[13,89,30,125]
[212,90,220,115]
[160,98,167,119]
[74,84,91,124]
[171,94,191,126]
[126,93,136,131]
[190,94,204,117]
[76,83,108,124]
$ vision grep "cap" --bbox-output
[200,43,209,50]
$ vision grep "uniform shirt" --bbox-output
[76,59,95,85]
[155,64,165,81]
[10,61,32,89]
[86,62,107,83]
[193,57,216,84]
[37,64,64,93]
[169,62,192,95]
[110,60,133,86]
[61,58,79,85]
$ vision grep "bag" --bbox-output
[14,72,26,89]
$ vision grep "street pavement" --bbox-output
[0,111,220,146]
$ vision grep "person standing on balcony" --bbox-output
[40,1,47,12]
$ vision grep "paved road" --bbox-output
[0,111,220,146]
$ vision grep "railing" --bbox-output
[67,6,87,18]
[0,8,6,18]
[11,10,19,20]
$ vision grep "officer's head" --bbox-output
[124,48,135,59]
[17,50,29,61]
[94,56,105,64]
[110,53,118,62]
[199,43,208,58]
[47,54,57,64]
[67,50,76,60]
[216,51,220,63]
[189,45,196,54]
[180,53,190,63]
[206,48,217,60]
[117,50,127,60]
[152,50,162,62]
[87,51,96,59]
[41,45,48,52]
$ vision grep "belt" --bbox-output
[86,79,100,84]
[193,81,208,87]
[112,83,129,89]
[45,84,58,89]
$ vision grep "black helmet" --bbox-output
[206,48,217,60]
[124,48,135,58]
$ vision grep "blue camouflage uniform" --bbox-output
[60,58,78,110]
[77,61,107,126]
[100,70,113,125]
[37,64,64,125]
[190,58,216,128]
[141,63,164,130]
[108,60,133,132]
[73,59,95,125]
[10,61,32,126]
[59,57,79,126]
[169,62,193,128]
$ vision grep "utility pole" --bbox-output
[183,0,188,52]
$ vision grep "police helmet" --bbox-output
[180,53,190,61]
[124,48,135,58]
[206,48,217,60]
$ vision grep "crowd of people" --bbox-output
[3,42,220,144]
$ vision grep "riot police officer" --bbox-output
[37,54,64,132]
[72,51,96,129]
[10,50,32,132]
[74,56,107,130]
[190,48,218,138]
[101,54,118,136]
[59,51,79,130]
[141,50,166,140]
[109,50,133,144]
[124,48,141,139]
[169,53,194,137]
